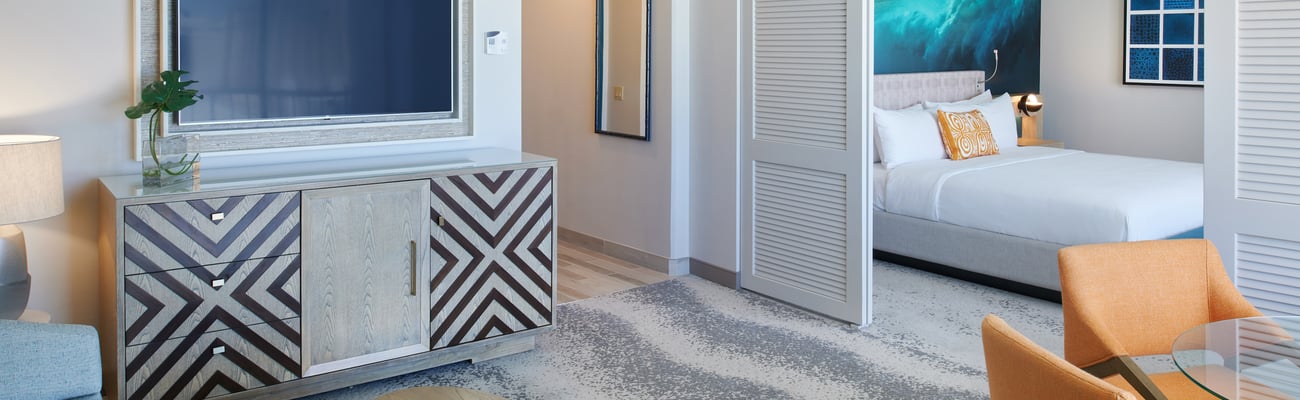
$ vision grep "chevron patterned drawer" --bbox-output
[429,167,555,349]
[125,318,302,400]
[124,191,302,275]
[124,254,302,346]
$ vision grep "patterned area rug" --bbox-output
[307,261,1065,399]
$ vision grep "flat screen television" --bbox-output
[175,0,456,125]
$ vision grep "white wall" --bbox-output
[523,0,691,260]
[689,0,742,271]
[1041,0,1204,163]
[0,0,523,326]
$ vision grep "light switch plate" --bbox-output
[486,31,509,55]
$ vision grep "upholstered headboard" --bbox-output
[873,71,986,110]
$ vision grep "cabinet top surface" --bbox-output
[100,147,555,201]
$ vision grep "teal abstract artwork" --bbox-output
[874,0,1041,94]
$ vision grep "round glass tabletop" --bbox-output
[1172,316,1300,400]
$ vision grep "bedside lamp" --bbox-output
[1017,93,1044,116]
[0,135,64,320]
[1015,94,1045,142]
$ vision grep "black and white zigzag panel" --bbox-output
[124,191,301,275]
[430,167,554,349]
[125,317,301,400]
[124,254,302,346]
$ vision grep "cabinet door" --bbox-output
[301,180,431,376]
[429,167,555,349]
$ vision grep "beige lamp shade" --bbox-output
[0,135,64,225]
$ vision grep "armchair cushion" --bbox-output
[1101,365,1286,400]
[0,319,102,400]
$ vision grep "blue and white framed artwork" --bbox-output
[1125,0,1205,85]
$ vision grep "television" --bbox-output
[174,0,456,125]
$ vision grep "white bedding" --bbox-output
[880,147,1203,245]
[872,163,887,210]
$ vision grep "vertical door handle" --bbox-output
[409,240,418,296]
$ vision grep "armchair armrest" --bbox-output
[0,320,102,400]
[1083,356,1167,400]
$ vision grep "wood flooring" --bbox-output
[556,241,670,304]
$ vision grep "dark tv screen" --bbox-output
[176,0,455,124]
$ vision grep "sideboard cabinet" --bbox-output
[99,149,556,400]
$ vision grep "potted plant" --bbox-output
[125,70,203,187]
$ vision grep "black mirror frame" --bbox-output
[594,0,652,141]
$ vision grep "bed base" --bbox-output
[874,250,1061,303]
[873,210,1065,302]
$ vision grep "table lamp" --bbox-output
[1015,94,1045,141]
[1018,93,1044,115]
[0,135,64,320]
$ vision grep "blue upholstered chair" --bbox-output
[0,319,102,400]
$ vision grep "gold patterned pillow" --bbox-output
[936,109,1000,160]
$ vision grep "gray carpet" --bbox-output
[307,261,1067,399]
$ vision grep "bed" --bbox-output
[871,71,1203,300]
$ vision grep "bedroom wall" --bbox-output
[688,0,742,272]
[0,0,524,325]
[1040,0,1204,163]
[522,0,693,262]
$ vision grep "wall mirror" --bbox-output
[595,0,651,141]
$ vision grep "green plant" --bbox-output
[125,70,204,177]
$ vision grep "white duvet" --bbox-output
[880,147,1203,245]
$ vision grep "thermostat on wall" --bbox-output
[486,31,509,55]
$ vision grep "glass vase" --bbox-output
[142,134,200,188]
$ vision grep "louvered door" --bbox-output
[740,0,871,325]
[1205,0,1300,315]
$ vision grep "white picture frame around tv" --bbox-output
[131,0,474,158]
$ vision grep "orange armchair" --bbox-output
[1058,239,1263,400]
[982,314,1137,400]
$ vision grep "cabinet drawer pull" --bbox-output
[212,345,226,355]
[210,212,225,222]
[211,278,226,288]
[409,240,418,296]
[437,216,446,227]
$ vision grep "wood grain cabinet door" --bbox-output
[300,180,431,376]
[428,167,555,349]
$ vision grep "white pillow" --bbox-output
[871,104,922,164]
[922,90,993,109]
[872,106,946,169]
[934,94,1018,152]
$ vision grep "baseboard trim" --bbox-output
[558,227,688,276]
[689,258,740,290]
[874,250,1062,303]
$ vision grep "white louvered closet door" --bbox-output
[1206,0,1300,315]
[740,0,871,325]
